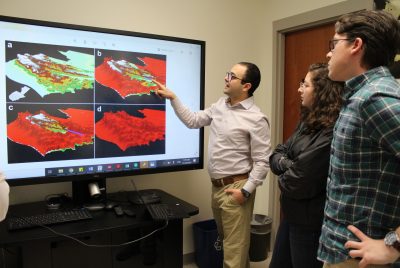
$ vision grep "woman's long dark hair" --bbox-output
[300,63,344,133]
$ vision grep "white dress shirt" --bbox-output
[170,96,271,193]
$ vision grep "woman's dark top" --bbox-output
[269,123,333,229]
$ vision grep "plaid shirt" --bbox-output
[318,67,400,264]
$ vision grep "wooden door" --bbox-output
[283,23,335,141]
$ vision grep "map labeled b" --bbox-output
[95,50,166,104]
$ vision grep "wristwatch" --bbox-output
[384,231,400,252]
[240,188,251,199]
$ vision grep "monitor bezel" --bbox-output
[1,15,205,187]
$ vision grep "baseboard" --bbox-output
[184,251,272,266]
[183,252,195,265]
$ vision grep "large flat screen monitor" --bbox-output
[0,16,205,191]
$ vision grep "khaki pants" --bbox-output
[323,258,391,268]
[212,179,255,268]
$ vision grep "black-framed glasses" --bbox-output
[328,38,353,51]
[226,72,243,82]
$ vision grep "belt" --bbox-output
[211,173,249,187]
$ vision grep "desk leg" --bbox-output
[22,241,52,268]
[0,246,21,267]
[161,220,183,268]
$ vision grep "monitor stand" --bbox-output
[129,189,161,205]
[83,199,106,211]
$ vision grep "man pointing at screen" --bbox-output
[154,62,271,268]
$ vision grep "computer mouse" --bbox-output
[104,201,118,210]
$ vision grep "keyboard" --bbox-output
[8,209,93,231]
[146,203,188,221]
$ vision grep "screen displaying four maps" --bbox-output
[6,41,167,163]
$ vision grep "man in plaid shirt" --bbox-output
[317,10,400,268]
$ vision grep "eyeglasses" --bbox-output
[226,72,244,82]
[299,78,309,88]
[328,38,353,51]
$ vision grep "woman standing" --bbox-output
[269,63,344,268]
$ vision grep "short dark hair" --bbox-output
[335,10,400,69]
[301,63,344,133]
[238,62,261,96]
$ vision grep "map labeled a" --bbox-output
[6,50,94,97]
[95,109,165,151]
[7,108,94,157]
[95,56,166,98]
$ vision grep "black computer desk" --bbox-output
[0,189,199,268]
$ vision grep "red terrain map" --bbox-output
[95,56,166,98]
[7,108,94,156]
[95,109,165,151]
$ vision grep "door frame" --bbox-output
[268,0,374,249]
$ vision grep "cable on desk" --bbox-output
[28,219,168,248]
[7,213,169,248]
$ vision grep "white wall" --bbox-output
[0,0,347,255]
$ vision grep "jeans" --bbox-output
[269,219,323,268]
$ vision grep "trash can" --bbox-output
[249,214,272,262]
[193,219,223,268]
